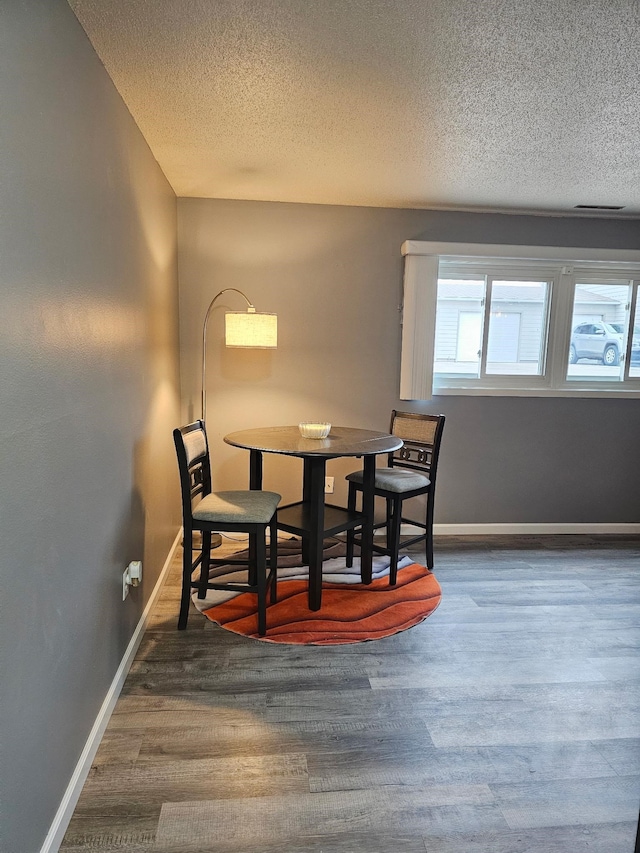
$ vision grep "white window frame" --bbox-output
[400,241,640,399]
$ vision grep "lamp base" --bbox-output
[190,532,223,550]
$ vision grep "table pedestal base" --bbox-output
[276,500,364,610]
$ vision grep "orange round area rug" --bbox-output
[201,562,441,644]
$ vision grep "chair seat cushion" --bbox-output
[346,467,430,493]
[193,490,280,524]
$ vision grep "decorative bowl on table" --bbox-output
[299,422,331,439]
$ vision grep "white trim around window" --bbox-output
[400,241,640,399]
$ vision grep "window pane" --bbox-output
[630,301,640,379]
[486,280,548,375]
[434,278,484,377]
[567,283,631,381]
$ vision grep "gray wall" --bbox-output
[0,3,181,851]
[178,198,640,524]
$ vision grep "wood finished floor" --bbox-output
[61,535,640,853]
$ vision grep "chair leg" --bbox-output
[387,497,402,586]
[197,529,211,598]
[385,497,393,547]
[346,482,358,567]
[248,531,257,586]
[425,490,435,570]
[178,527,194,630]
[269,516,278,604]
[255,531,267,637]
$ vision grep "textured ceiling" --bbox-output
[68,0,640,215]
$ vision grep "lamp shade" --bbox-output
[225,311,277,348]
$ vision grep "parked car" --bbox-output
[569,321,624,366]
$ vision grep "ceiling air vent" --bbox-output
[574,204,625,210]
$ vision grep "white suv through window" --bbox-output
[569,322,624,366]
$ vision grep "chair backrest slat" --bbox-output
[173,421,212,526]
[183,428,207,466]
[388,410,445,482]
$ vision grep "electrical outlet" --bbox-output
[324,476,334,494]
[128,560,142,587]
[122,561,142,600]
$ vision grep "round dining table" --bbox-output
[224,425,403,610]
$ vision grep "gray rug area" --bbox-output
[192,537,413,610]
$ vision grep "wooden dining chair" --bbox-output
[345,411,445,584]
[173,421,280,636]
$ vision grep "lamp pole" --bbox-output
[200,288,256,552]
[201,288,254,423]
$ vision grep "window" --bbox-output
[399,242,640,399]
[567,282,633,381]
[435,269,550,380]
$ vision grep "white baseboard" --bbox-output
[425,523,640,535]
[41,528,182,853]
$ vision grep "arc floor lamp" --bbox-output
[201,288,278,546]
